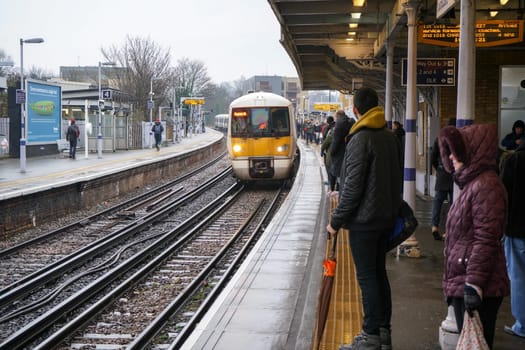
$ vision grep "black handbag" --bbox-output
[387,200,418,251]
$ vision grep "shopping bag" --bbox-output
[456,310,489,350]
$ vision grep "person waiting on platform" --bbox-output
[327,87,402,350]
[328,110,353,193]
[321,116,336,193]
[151,119,164,151]
[439,123,509,349]
[430,118,456,241]
[500,134,525,339]
[66,117,80,160]
[501,119,524,151]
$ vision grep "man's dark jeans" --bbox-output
[348,228,392,335]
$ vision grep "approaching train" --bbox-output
[226,91,298,181]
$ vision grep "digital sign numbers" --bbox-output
[419,20,524,47]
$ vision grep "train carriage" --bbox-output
[214,114,229,132]
[227,91,297,181]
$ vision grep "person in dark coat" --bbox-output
[327,88,402,350]
[321,117,336,192]
[430,118,456,240]
[501,119,524,151]
[500,137,525,339]
[392,121,405,146]
[328,110,354,192]
[151,119,164,151]
[66,117,80,159]
[439,124,510,349]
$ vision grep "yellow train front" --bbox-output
[227,91,297,181]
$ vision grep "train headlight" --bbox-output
[233,144,242,153]
[277,144,289,153]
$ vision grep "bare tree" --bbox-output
[0,49,17,83]
[102,36,173,121]
[172,58,212,99]
[27,66,53,81]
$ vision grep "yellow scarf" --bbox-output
[349,106,387,135]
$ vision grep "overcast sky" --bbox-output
[0,0,298,83]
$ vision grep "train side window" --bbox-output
[271,108,290,134]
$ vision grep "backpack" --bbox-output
[154,124,162,134]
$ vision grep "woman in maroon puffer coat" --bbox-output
[438,124,510,348]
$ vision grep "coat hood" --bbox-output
[439,124,498,189]
[349,106,386,135]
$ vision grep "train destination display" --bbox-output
[419,20,523,47]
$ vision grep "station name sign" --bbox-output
[401,58,456,86]
[419,20,524,47]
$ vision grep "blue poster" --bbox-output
[26,80,62,144]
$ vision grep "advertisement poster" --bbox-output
[26,80,61,144]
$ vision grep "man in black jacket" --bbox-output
[327,87,402,350]
[66,117,80,159]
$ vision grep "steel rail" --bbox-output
[0,153,226,259]
[0,167,232,307]
[0,182,243,350]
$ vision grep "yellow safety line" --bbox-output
[317,196,363,350]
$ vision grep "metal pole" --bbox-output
[149,78,153,148]
[401,0,421,258]
[19,39,26,173]
[85,99,89,159]
[173,87,178,143]
[98,62,103,158]
[18,37,44,173]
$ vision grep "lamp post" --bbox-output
[19,37,44,173]
[97,61,115,158]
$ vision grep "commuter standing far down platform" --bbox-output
[151,119,164,151]
[66,117,80,159]
[327,87,403,350]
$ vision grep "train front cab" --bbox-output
[227,93,297,181]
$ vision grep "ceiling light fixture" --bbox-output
[490,10,498,17]
[351,12,362,19]
[346,38,355,41]
[353,0,366,6]
[500,0,509,5]
[347,31,357,36]
[349,23,359,29]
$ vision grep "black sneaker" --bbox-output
[380,328,392,350]
[432,231,443,241]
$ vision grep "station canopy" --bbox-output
[268,0,525,93]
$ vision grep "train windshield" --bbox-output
[231,107,290,137]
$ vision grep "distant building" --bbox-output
[243,75,300,111]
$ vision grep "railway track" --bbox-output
[0,154,229,290]
[0,159,290,349]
